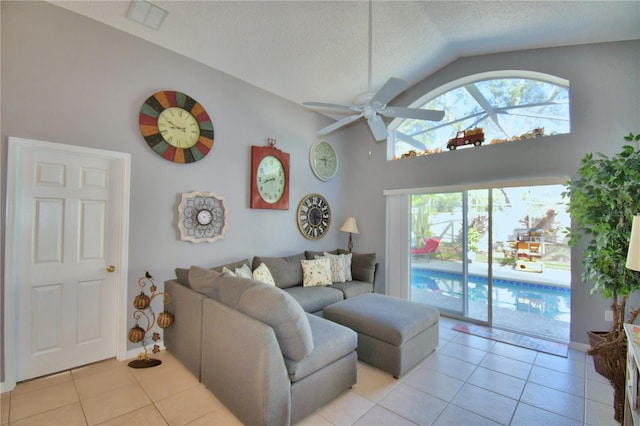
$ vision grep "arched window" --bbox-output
[389,71,570,159]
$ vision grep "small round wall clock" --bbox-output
[177,191,227,243]
[296,193,331,240]
[250,139,290,210]
[309,140,338,181]
[139,90,214,164]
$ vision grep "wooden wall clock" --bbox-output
[296,193,331,240]
[139,90,214,164]
[177,191,227,243]
[250,139,290,210]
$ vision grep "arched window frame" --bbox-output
[388,70,570,160]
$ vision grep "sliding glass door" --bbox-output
[409,183,571,343]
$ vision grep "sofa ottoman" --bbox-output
[323,293,439,378]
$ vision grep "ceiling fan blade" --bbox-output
[379,106,445,121]
[367,115,388,141]
[303,101,362,112]
[370,78,410,107]
[317,113,364,135]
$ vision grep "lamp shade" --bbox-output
[339,217,360,234]
[626,216,640,271]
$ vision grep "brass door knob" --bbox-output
[106,265,116,272]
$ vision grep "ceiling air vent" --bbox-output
[127,1,168,31]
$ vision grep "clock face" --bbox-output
[157,107,200,149]
[250,145,290,210]
[257,155,286,204]
[310,140,338,181]
[139,90,214,163]
[297,193,331,240]
[196,209,213,225]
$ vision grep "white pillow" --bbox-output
[252,262,276,286]
[341,252,353,281]
[316,253,346,283]
[234,263,253,279]
[301,258,332,287]
[222,266,236,277]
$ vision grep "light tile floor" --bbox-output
[1,317,616,425]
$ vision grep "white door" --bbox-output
[6,137,130,382]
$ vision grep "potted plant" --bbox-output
[563,132,640,423]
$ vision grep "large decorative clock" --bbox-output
[177,191,227,243]
[139,90,214,163]
[250,139,290,210]
[310,140,338,181]
[296,193,331,240]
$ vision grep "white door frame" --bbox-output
[2,137,130,392]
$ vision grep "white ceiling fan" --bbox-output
[303,2,444,142]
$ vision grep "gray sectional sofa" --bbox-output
[164,250,377,425]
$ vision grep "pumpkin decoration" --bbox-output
[157,311,174,328]
[133,291,150,309]
[128,324,145,343]
[128,271,173,369]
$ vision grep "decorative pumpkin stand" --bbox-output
[127,271,173,368]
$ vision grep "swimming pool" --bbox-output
[411,268,571,322]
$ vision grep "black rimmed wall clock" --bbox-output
[139,90,214,163]
[296,193,331,240]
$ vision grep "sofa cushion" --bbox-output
[219,275,314,361]
[338,250,376,283]
[330,280,373,299]
[174,268,191,287]
[301,258,333,287]
[188,266,226,301]
[304,249,339,260]
[252,253,305,289]
[284,314,357,382]
[283,286,343,314]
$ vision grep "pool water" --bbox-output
[411,268,571,322]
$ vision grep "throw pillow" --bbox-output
[222,266,236,276]
[339,250,376,283]
[252,262,276,286]
[315,253,346,283]
[301,258,332,287]
[234,263,253,279]
[188,266,225,301]
[342,252,353,281]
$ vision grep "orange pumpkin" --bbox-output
[157,311,174,328]
[128,325,145,343]
[133,291,150,309]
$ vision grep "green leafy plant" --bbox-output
[563,132,640,422]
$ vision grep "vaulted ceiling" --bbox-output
[48,1,640,117]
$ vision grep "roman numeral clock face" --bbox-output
[139,91,214,164]
[297,194,331,240]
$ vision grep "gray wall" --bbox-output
[339,39,640,346]
[0,0,348,379]
[1,0,639,382]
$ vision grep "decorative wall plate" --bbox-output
[139,90,214,163]
[177,191,227,243]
